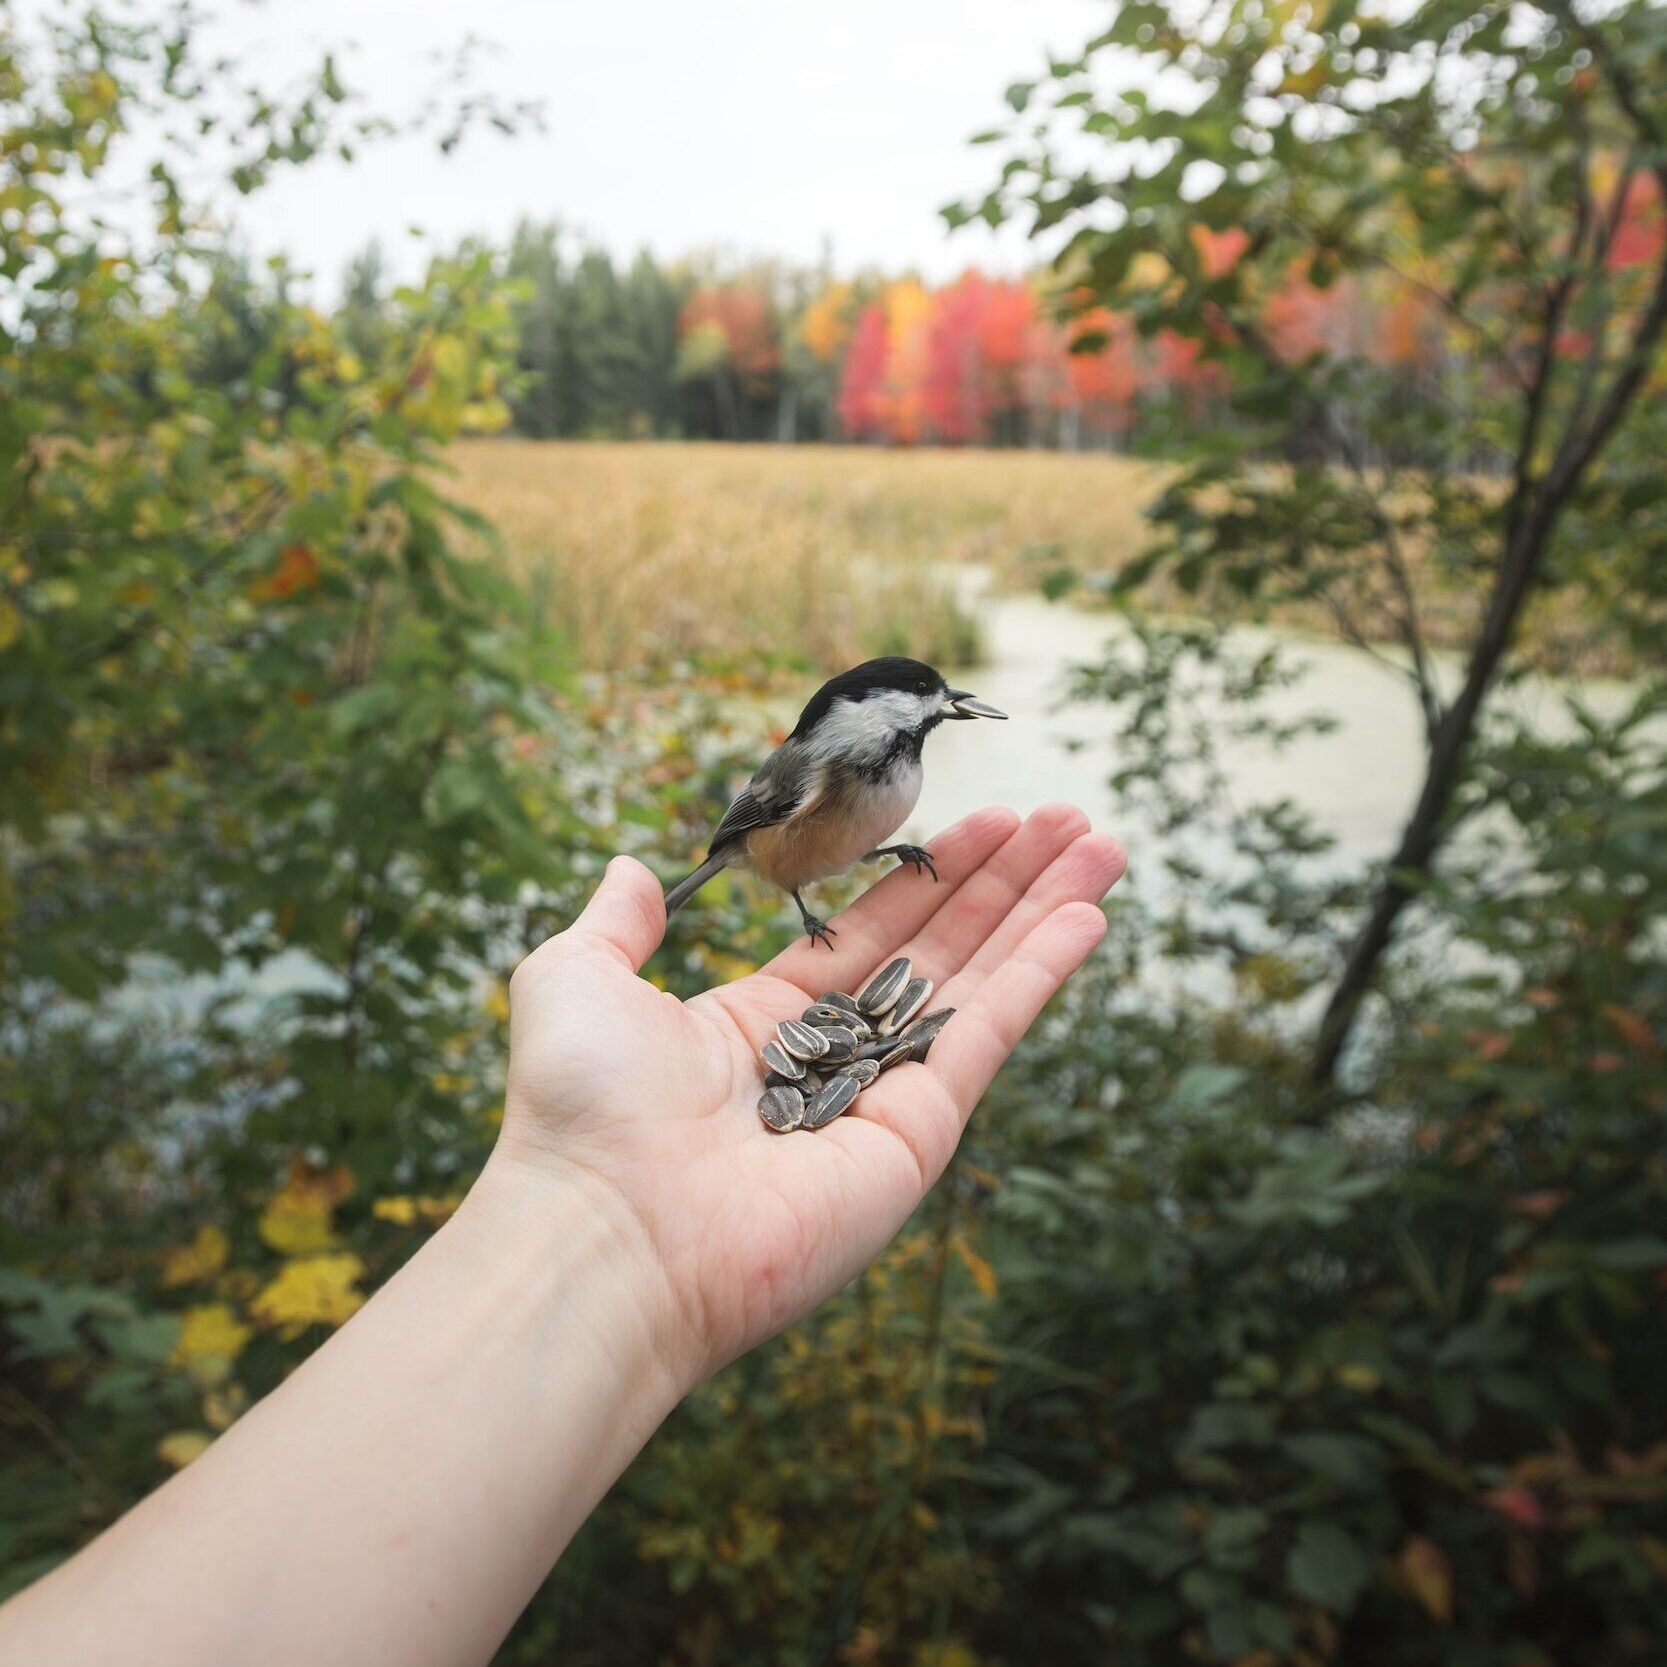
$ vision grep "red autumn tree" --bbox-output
[837,302,890,439]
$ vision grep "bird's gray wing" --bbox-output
[707,745,823,855]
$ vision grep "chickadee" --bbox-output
[664,657,1007,947]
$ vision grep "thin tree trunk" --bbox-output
[1312,198,1667,1083]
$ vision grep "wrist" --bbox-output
[462,1141,703,1407]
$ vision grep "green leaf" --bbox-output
[1587,1237,1667,1272]
[1282,1433,1385,1491]
[1286,1520,1373,1611]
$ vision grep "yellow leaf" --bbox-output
[172,1302,253,1367]
[483,983,510,1023]
[202,1384,248,1432]
[250,1254,365,1339]
[258,1196,337,1255]
[373,1196,419,1226]
[1398,1534,1453,1623]
[162,1224,231,1287]
[258,1162,352,1254]
[1280,61,1329,96]
[181,1353,231,1391]
[911,1644,978,1667]
[950,1231,999,1299]
[156,1430,213,1469]
[431,335,469,390]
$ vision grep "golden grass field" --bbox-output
[445,440,1636,678]
[444,440,1164,672]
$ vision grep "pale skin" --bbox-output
[0,802,1126,1667]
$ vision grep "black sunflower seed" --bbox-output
[760,1040,804,1080]
[896,1007,955,1063]
[803,1073,861,1129]
[757,1085,805,1132]
[879,976,933,1035]
[777,1018,831,1060]
[815,1024,860,1063]
[839,1058,881,1088]
[857,956,913,1016]
[802,1002,853,1028]
[816,990,863,1018]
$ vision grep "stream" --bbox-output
[910,569,1650,875]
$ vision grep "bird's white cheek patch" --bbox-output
[804,691,935,770]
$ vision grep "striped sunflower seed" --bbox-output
[896,1007,955,1064]
[856,956,913,1016]
[815,1024,860,1063]
[802,1002,855,1028]
[760,1040,804,1081]
[757,1085,805,1132]
[879,975,933,1035]
[839,1058,881,1088]
[802,1073,861,1129]
[777,1018,831,1061]
[816,990,863,1019]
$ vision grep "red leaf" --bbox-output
[1484,1486,1545,1530]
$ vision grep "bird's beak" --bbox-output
[942,689,1008,721]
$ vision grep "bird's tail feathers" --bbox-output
[663,851,733,916]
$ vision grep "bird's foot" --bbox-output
[875,843,939,882]
[800,915,838,951]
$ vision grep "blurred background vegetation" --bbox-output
[3,1,1665,1663]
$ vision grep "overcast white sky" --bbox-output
[152,0,1108,296]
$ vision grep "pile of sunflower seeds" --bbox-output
[757,956,953,1133]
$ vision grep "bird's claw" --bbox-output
[893,844,939,882]
[802,916,838,951]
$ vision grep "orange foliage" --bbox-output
[800,281,854,364]
[677,288,779,380]
[1191,225,1250,280]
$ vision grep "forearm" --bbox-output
[0,1156,687,1667]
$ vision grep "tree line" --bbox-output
[314,186,1663,455]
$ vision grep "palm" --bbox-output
[503,803,1125,1377]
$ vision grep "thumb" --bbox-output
[567,855,667,972]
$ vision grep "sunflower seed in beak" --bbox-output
[802,1072,861,1129]
[857,956,913,1016]
[942,690,1006,721]
[761,1040,805,1081]
[879,976,933,1035]
[777,1018,831,1061]
[758,1085,805,1132]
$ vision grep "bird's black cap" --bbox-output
[789,658,947,740]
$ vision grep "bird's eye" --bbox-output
[915,678,932,694]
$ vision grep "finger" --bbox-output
[933,831,1125,1005]
[839,901,1109,1193]
[763,805,1019,995]
[885,803,1092,991]
[562,855,666,972]
[929,901,1109,1112]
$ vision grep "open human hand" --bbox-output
[495,803,1126,1393]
